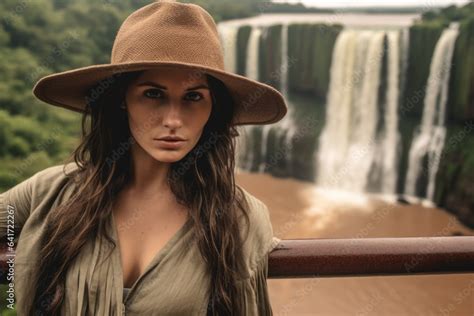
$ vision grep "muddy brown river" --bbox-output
[236,171,474,316]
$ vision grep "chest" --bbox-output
[112,193,189,288]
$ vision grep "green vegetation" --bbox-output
[415,3,474,123]
[449,17,474,122]
[181,0,268,22]
[404,3,474,121]
[420,2,474,23]
[257,2,334,14]
[435,122,474,228]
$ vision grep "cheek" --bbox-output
[127,107,158,143]
[190,105,212,134]
[126,93,157,130]
[196,107,211,124]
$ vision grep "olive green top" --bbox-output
[0,163,281,315]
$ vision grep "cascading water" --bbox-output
[381,31,402,194]
[404,22,460,201]
[241,26,263,171]
[316,29,390,193]
[258,27,274,172]
[217,24,238,74]
[258,23,296,174]
[217,24,245,169]
[219,17,458,204]
[277,23,297,176]
[225,23,296,174]
[370,30,404,195]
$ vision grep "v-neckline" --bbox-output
[110,210,192,304]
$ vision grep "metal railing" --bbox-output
[267,236,474,278]
[1,236,473,283]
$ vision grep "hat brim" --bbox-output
[32,61,288,126]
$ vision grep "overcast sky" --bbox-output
[271,0,471,8]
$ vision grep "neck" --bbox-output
[127,142,171,198]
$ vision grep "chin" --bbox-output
[151,151,186,163]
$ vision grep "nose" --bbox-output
[162,102,183,130]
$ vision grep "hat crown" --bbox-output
[111,1,225,69]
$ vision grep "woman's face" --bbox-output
[125,67,213,163]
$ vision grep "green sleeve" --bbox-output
[237,186,281,315]
[0,163,77,240]
[0,172,37,240]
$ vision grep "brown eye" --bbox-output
[143,89,163,99]
[186,92,203,102]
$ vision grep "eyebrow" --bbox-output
[137,81,209,91]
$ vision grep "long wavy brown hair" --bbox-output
[28,69,253,315]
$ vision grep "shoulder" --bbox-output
[29,162,79,193]
[28,162,80,208]
[238,185,272,236]
[1,162,78,201]
[236,185,280,275]
[31,162,79,183]
[0,162,80,233]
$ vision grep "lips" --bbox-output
[156,136,186,141]
[153,137,186,149]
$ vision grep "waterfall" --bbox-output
[404,23,460,201]
[217,24,245,170]
[216,15,466,208]
[259,23,297,175]
[278,23,297,176]
[218,24,294,174]
[280,24,289,98]
[381,31,402,194]
[217,24,238,73]
[239,26,263,171]
[245,27,262,80]
[258,23,294,173]
[230,23,296,175]
[399,28,410,107]
[316,30,387,192]
[370,30,404,194]
[258,27,274,172]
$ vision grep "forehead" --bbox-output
[133,67,208,88]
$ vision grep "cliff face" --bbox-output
[420,19,474,228]
[395,19,474,228]
[237,23,343,94]
[404,23,444,120]
[449,18,474,122]
[287,23,342,97]
[435,122,474,228]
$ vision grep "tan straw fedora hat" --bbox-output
[32,0,288,126]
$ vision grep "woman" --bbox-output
[0,1,287,315]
